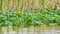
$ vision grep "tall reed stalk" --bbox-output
[0,27,2,34]
[0,0,2,11]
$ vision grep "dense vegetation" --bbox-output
[0,7,60,28]
[0,0,60,34]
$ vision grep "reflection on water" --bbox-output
[1,26,60,34]
[3,30,60,34]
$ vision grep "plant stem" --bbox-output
[16,27,19,34]
[6,26,9,34]
[0,27,2,34]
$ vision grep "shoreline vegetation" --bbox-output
[0,0,60,34]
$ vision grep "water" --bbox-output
[3,30,60,34]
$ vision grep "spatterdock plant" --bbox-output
[4,12,12,34]
[0,15,5,34]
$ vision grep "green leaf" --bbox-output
[5,20,12,25]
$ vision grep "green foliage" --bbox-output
[0,7,60,28]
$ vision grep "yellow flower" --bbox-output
[4,17,6,20]
[15,11,21,15]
